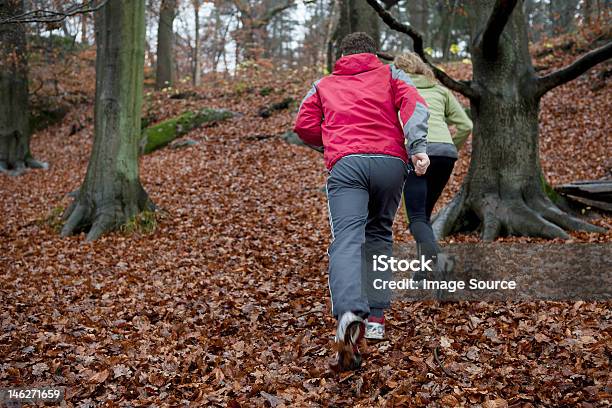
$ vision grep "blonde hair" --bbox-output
[394,52,436,83]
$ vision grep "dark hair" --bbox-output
[339,32,377,56]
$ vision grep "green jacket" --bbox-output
[410,74,473,158]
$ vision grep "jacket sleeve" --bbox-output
[444,89,473,150]
[293,80,324,147]
[390,65,429,155]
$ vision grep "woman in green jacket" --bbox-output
[398,51,472,262]
[396,52,472,228]
[364,52,472,341]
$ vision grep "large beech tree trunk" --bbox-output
[367,0,609,240]
[432,0,604,240]
[0,0,46,175]
[61,0,153,241]
[155,0,177,89]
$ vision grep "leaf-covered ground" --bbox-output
[1,33,611,407]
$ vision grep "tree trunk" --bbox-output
[432,0,603,241]
[333,0,380,60]
[61,21,71,38]
[325,0,338,73]
[440,0,458,60]
[583,0,592,25]
[0,0,47,175]
[418,0,428,45]
[240,19,268,61]
[234,18,241,74]
[266,12,277,59]
[81,13,88,45]
[61,0,153,241]
[550,0,580,34]
[211,5,222,72]
[155,0,177,89]
[193,2,201,86]
[351,0,380,45]
[407,0,427,51]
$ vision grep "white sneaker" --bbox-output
[365,320,385,340]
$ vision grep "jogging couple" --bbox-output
[294,32,472,371]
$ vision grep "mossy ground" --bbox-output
[120,210,159,235]
[140,108,233,154]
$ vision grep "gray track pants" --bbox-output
[326,154,407,318]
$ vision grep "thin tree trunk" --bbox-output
[267,12,277,59]
[0,0,47,175]
[61,0,153,241]
[81,12,88,45]
[418,0,428,45]
[548,0,555,35]
[241,20,260,60]
[596,0,604,24]
[325,0,338,72]
[441,0,458,60]
[211,5,222,72]
[61,22,71,38]
[215,13,232,73]
[234,17,241,74]
[156,0,177,89]
[193,2,201,86]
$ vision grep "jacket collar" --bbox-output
[333,53,382,76]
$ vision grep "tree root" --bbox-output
[61,185,154,241]
[528,196,605,233]
[0,161,10,174]
[433,189,606,241]
[432,188,468,240]
[25,157,49,170]
[0,157,48,176]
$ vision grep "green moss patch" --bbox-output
[120,210,158,235]
[140,108,234,154]
[541,173,561,204]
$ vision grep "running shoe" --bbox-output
[365,315,385,340]
[330,311,365,372]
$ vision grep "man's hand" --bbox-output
[411,153,430,176]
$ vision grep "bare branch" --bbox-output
[535,41,612,97]
[0,0,110,25]
[231,0,251,19]
[366,0,478,100]
[480,0,519,58]
[366,0,425,54]
[233,0,314,29]
[263,1,297,21]
[260,0,316,26]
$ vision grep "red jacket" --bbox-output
[294,53,429,170]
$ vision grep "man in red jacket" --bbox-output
[294,32,430,371]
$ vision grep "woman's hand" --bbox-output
[411,153,430,176]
